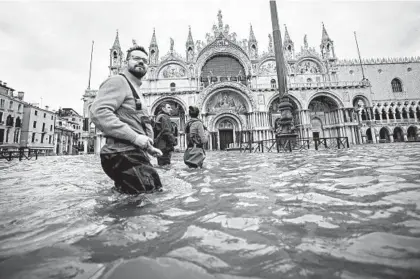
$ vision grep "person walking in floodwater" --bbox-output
[90,45,163,195]
[184,106,208,168]
[153,102,178,166]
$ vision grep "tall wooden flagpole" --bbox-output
[87,40,94,90]
[270,0,297,147]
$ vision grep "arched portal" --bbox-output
[209,114,242,150]
[407,126,418,141]
[308,95,340,138]
[379,127,390,142]
[311,118,323,139]
[366,128,373,142]
[268,96,301,136]
[153,98,186,141]
[393,126,404,142]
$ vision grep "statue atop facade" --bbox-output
[170,37,174,53]
[304,35,308,49]
[268,34,273,53]
[217,10,223,30]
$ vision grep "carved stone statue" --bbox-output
[229,32,237,43]
[268,34,273,53]
[217,10,223,29]
[196,40,203,52]
[170,38,174,53]
[304,34,308,49]
[187,49,194,61]
[132,39,138,46]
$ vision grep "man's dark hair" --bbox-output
[126,45,148,60]
[159,102,171,112]
[189,106,199,118]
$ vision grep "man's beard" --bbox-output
[128,66,146,79]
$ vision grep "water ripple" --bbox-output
[0,143,419,278]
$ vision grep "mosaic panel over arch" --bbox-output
[296,59,322,74]
[158,64,187,79]
[259,60,276,75]
[307,91,344,109]
[198,82,257,112]
[206,91,247,114]
[196,44,252,78]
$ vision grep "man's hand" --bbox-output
[133,134,154,149]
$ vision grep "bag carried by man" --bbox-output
[183,120,206,168]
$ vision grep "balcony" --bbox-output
[139,80,370,94]
[362,118,419,125]
[254,80,370,91]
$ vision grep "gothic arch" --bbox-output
[352,94,371,108]
[198,81,256,113]
[380,126,393,135]
[307,91,344,109]
[150,96,188,115]
[208,111,245,132]
[391,77,403,92]
[196,45,252,78]
[266,93,303,111]
[392,125,407,134]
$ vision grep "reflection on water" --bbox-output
[1,143,420,279]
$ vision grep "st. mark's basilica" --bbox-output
[82,10,420,153]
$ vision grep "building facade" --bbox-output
[54,116,75,155]
[83,10,420,152]
[0,81,25,151]
[21,104,56,155]
[58,108,83,153]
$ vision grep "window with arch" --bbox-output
[270,79,276,88]
[170,82,176,92]
[391,78,403,93]
[113,51,118,59]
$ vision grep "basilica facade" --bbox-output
[82,10,420,153]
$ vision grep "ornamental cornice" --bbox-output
[197,82,257,112]
[143,90,200,97]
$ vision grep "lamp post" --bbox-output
[269,0,298,148]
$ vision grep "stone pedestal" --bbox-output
[275,95,298,149]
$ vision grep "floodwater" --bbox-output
[1,143,420,279]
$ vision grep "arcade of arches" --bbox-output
[152,92,370,150]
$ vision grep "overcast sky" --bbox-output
[1,0,419,115]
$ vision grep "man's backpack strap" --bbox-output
[119,73,140,99]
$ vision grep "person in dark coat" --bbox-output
[154,102,177,166]
[184,106,208,168]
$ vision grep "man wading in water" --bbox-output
[90,46,164,195]
[154,102,178,166]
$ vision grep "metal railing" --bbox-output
[0,148,39,162]
[239,138,317,153]
[313,137,350,150]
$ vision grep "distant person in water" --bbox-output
[184,106,208,168]
[153,102,178,166]
[90,45,163,195]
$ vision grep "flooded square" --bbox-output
[1,143,420,279]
